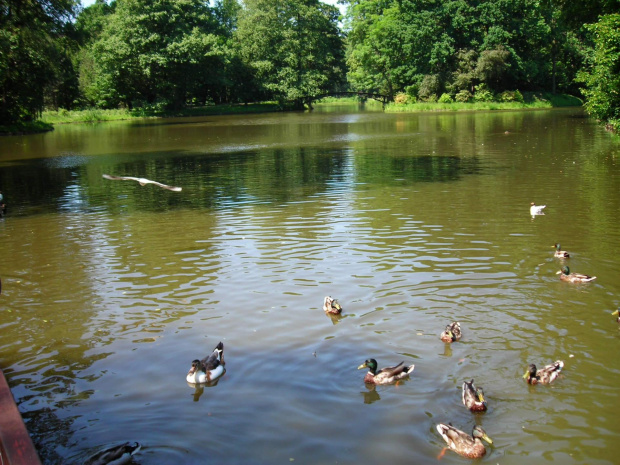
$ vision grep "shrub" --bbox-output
[405,84,419,99]
[418,74,441,101]
[394,92,409,104]
[499,90,524,103]
[473,87,494,102]
[455,90,472,102]
[438,93,453,103]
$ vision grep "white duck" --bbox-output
[530,202,546,216]
[186,341,225,384]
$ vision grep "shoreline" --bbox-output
[0,94,584,136]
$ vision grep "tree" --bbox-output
[84,0,227,109]
[578,14,620,127]
[235,0,345,109]
[0,0,78,124]
[342,0,588,99]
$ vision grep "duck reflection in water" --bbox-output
[441,343,453,358]
[361,385,381,404]
[188,375,223,402]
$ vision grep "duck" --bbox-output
[612,309,620,323]
[436,424,493,459]
[530,202,546,216]
[557,265,596,283]
[523,360,563,384]
[85,442,141,465]
[357,358,415,385]
[462,379,487,412]
[440,321,462,343]
[552,243,570,259]
[323,296,342,315]
[186,341,225,384]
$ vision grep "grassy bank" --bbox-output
[40,102,284,125]
[0,120,54,135]
[2,94,583,135]
[385,92,582,113]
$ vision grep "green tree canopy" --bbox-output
[0,0,78,124]
[342,0,601,100]
[235,0,346,109]
[578,14,620,126]
[83,0,228,109]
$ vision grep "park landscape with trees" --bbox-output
[1,0,619,133]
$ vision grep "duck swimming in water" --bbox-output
[323,296,342,315]
[84,442,141,465]
[436,423,493,459]
[462,379,487,412]
[186,341,225,384]
[357,358,415,385]
[530,202,546,216]
[440,322,462,343]
[557,266,596,283]
[552,243,570,259]
[523,360,564,384]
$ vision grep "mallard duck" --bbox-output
[323,296,342,315]
[357,358,415,385]
[462,379,487,412]
[530,202,546,216]
[436,424,493,459]
[557,265,596,283]
[612,309,619,323]
[440,321,462,343]
[103,174,182,192]
[186,341,225,384]
[523,360,563,384]
[85,442,141,465]
[552,243,570,259]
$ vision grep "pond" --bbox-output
[1,105,619,464]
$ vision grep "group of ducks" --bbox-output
[316,233,595,459]
[89,205,605,464]
[531,203,597,283]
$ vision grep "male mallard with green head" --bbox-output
[523,360,563,385]
[357,358,414,385]
[612,309,620,323]
[440,321,462,343]
[462,379,487,412]
[186,341,225,384]
[323,296,342,315]
[557,266,596,283]
[552,243,570,259]
[436,424,493,459]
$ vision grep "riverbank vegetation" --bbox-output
[1,0,618,134]
[386,92,582,113]
[40,102,285,125]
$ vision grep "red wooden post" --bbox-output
[0,369,42,465]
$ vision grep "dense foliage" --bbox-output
[235,0,345,109]
[577,14,620,129]
[1,0,619,127]
[344,0,580,100]
[0,0,79,123]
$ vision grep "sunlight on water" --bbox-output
[1,107,620,464]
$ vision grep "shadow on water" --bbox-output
[0,147,484,217]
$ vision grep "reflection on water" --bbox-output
[1,107,620,464]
